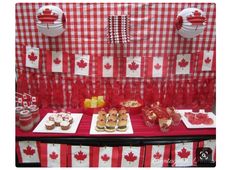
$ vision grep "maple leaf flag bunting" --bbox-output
[46,51,68,73]
[68,145,91,167]
[74,55,90,76]
[197,50,215,72]
[96,56,118,77]
[126,56,142,78]
[23,145,35,156]
[121,146,145,167]
[147,56,167,77]
[25,46,40,69]
[175,54,194,75]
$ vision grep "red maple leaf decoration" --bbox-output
[187,10,206,25]
[23,145,35,156]
[104,63,112,70]
[74,151,87,162]
[124,152,137,162]
[37,8,58,24]
[204,57,211,64]
[153,152,162,160]
[49,151,58,160]
[177,147,191,159]
[154,63,162,70]
[178,58,188,68]
[101,154,110,161]
[128,61,139,70]
[28,52,38,61]
[53,58,61,64]
[77,59,87,68]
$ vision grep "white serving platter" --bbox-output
[33,113,83,133]
[176,109,216,129]
[89,113,134,135]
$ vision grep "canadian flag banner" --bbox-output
[46,51,68,73]
[72,54,91,76]
[67,145,92,167]
[198,140,216,162]
[16,141,40,163]
[96,56,118,77]
[125,56,143,78]
[147,56,168,77]
[120,146,145,167]
[144,144,171,167]
[174,54,194,75]
[91,146,119,167]
[40,143,67,167]
[197,51,216,72]
[171,142,198,167]
[24,46,41,69]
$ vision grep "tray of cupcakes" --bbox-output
[89,107,134,134]
[33,112,83,133]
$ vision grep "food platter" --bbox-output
[177,109,216,129]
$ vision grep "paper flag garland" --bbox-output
[25,46,41,69]
[36,5,66,37]
[171,142,198,167]
[125,56,143,78]
[96,56,118,77]
[198,140,216,162]
[175,8,206,38]
[16,141,40,163]
[120,146,145,167]
[40,143,67,167]
[197,51,216,72]
[73,55,91,76]
[147,56,168,77]
[68,145,92,167]
[175,54,194,75]
[46,51,68,73]
[144,145,171,167]
[92,146,119,167]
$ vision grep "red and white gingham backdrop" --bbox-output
[15,3,216,107]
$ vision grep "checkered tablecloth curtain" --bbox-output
[15,3,216,107]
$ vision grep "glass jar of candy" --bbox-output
[19,110,34,131]
[28,105,40,124]
[15,106,24,126]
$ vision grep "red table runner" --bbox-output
[16,109,215,138]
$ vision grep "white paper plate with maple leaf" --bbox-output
[177,109,216,128]
[89,113,134,135]
[33,113,83,133]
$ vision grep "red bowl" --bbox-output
[119,99,143,115]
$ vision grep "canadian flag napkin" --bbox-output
[144,144,171,167]
[171,142,198,167]
[96,56,118,77]
[72,54,91,76]
[125,56,143,78]
[198,139,216,162]
[120,146,145,167]
[174,54,194,75]
[46,51,68,73]
[23,46,41,69]
[197,51,216,72]
[16,141,40,163]
[40,143,67,167]
[91,146,119,167]
[147,56,168,77]
[68,145,92,167]
[107,15,130,44]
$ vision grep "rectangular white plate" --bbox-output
[33,113,83,133]
[177,109,216,129]
[89,113,134,135]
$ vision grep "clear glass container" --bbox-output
[19,110,34,131]
[15,106,24,127]
[28,105,40,124]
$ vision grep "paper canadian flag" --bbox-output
[46,51,68,73]
[175,54,194,75]
[40,143,67,167]
[198,140,216,162]
[73,54,91,76]
[197,51,216,71]
[68,145,91,167]
[16,141,40,163]
[171,142,198,167]
[120,146,145,167]
[92,146,119,167]
[125,56,143,78]
[96,56,118,77]
[144,145,171,167]
[147,56,168,77]
[25,46,41,69]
